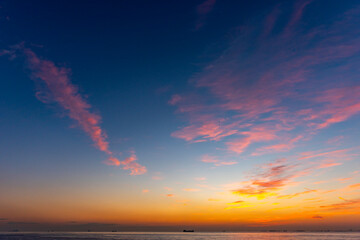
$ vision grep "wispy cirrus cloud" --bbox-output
[277,189,317,199]
[231,159,296,199]
[120,150,147,175]
[170,1,360,158]
[201,154,237,167]
[230,157,316,200]
[183,188,200,192]
[320,198,360,211]
[7,45,147,175]
[194,0,216,30]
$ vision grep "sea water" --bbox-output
[0,232,359,240]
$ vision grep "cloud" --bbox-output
[142,189,149,193]
[152,172,163,180]
[183,188,200,192]
[170,2,360,159]
[9,46,146,175]
[227,200,245,205]
[208,198,221,201]
[312,215,323,219]
[338,177,352,182]
[277,189,317,199]
[253,135,303,156]
[316,161,342,169]
[195,0,216,30]
[166,194,174,197]
[201,154,237,166]
[298,148,350,160]
[226,126,277,154]
[120,151,147,175]
[349,183,360,189]
[320,198,360,211]
[194,177,206,181]
[300,87,360,130]
[24,47,111,154]
[231,158,309,199]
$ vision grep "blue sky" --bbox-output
[1,0,360,231]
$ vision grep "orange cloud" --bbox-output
[231,159,310,199]
[227,200,245,205]
[338,177,352,182]
[320,198,360,211]
[277,189,317,199]
[208,198,221,201]
[349,183,360,189]
[183,188,200,192]
[142,189,149,193]
[166,194,174,197]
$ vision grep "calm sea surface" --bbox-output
[0,232,359,240]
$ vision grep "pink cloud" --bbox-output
[285,0,313,32]
[168,94,182,105]
[170,3,360,160]
[201,155,218,163]
[120,151,147,175]
[316,161,342,169]
[18,47,146,175]
[253,135,303,156]
[299,87,360,130]
[195,0,216,30]
[171,120,239,142]
[298,149,349,160]
[194,177,206,181]
[226,127,277,154]
[201,154,237,167]
[261,4,281,37]
[152,172,163,180]
[24,48,111,154]
[104,156,121,166]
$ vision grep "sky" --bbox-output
[1,0,360,232]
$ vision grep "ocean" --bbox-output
[0,232,359,240]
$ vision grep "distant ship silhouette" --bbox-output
[183,230,194,232]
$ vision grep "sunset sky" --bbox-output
[1,0,360,232]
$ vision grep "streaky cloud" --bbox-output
[14,46,146,175]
